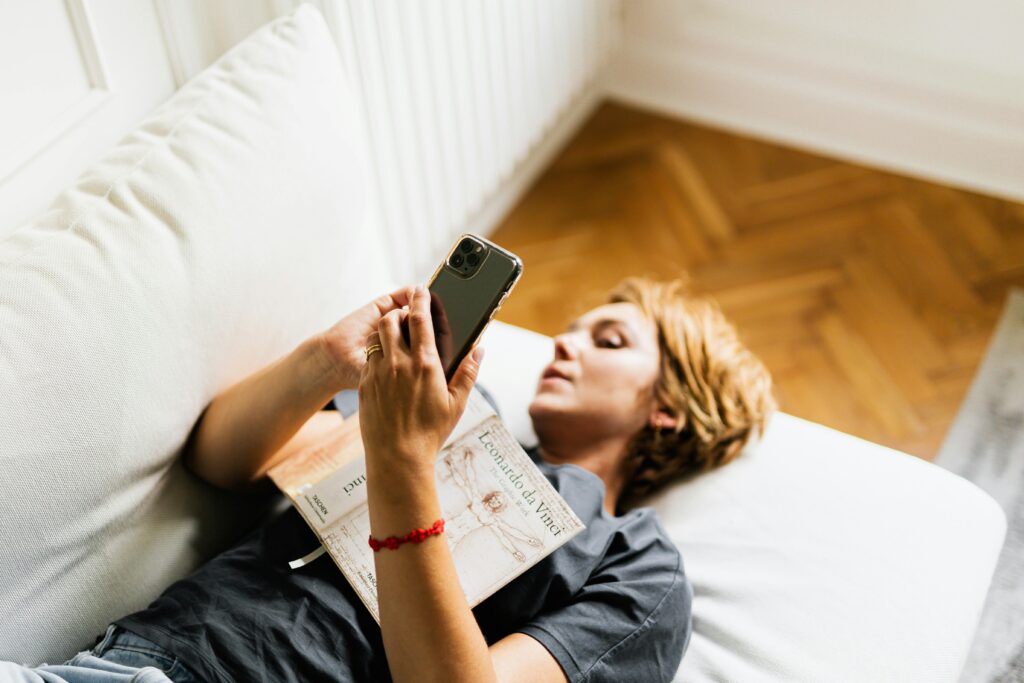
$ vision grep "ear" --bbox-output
[649,406,679,431]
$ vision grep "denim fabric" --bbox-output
[0,625,197,683]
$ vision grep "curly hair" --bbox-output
[609,276,777,511]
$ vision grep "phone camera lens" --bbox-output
[451,253,465,267]
[466,253,480,267]
[459,238,474,254]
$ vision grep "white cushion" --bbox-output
[477,321,1007,682]
[0,5,391,664]
[477,321,553,448]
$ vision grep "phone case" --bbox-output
[427,234,523,379]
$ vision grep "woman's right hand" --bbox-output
[357,284,484,483]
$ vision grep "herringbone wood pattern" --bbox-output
[490,101,1024,461]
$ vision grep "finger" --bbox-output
[372,285,418,317]
[408,285,437,359]
[361,331,382,370]
[379,308,408,363]
[448,346,484,409]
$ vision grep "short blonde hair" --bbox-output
[609,276,776,510]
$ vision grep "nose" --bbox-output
[552,332,580,361]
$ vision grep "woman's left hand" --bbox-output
[358,284,484,480]
[317,285,417,392]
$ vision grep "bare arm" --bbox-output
[183,336,342,492]
[361,286,494,683]
[491,634,568,683]
[183,286,417,493]
[370,484,565,682]
[361,287,570,683]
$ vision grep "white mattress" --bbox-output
[477,320,1006,682]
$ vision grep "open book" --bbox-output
[268,388,585,623]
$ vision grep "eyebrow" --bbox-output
[567,317,638,339]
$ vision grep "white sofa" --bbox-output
[0,6,1006,682]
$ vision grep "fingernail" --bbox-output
[473,347,485,363]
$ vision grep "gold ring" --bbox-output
[364,343,383,360]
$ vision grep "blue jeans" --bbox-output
[0,625,197,683]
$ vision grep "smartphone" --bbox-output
[422,233,523,380]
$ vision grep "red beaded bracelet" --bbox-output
[368,518,445,552]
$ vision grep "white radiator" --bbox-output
[317,0,621,280]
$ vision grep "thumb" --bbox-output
[448,346,485,409]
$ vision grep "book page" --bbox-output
[271,389,586,623]
[268,416,363,496]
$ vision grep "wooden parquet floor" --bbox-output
[490,100,1024,461]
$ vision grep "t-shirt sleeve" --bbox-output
[516,516,694,683]
[330,389,359,418]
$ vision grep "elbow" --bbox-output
[182,441,224,488]
[182,441,254,493]
[180,411,249,492]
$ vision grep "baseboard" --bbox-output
[604,20,1024,203]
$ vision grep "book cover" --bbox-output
[268,388,586,623]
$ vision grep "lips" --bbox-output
[541,366,572,382]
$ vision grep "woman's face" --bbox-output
[528,302,662,445]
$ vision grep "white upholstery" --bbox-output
[0,6,391,664]
[478,320,1007,683]
[477,321,552,449]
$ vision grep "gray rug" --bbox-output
[934,288,1024,683]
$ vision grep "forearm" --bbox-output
[369,463,498,683]
[185,335,342,491]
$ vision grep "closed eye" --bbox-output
[595,334,624,349]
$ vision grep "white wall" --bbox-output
[5,0,1019,250]
[606,0,1024,202]
[0,0,178,237]
[153,0,289,88]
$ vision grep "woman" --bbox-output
[3,277,774,683]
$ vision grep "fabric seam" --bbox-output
[103,642,176,665]
[115,622,234,683]
[536,544,679,683]
[518,623,583,679]
[581,548,684,683]
[0,74,212,271]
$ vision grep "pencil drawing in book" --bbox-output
[441,444,544,564]
[267,388,586,623]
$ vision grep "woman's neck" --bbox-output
[536,437,629,515]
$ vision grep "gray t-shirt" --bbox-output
[116,393,693,682]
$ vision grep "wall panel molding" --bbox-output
[66,0,110,89]
[0,0,113,183]
[152,0,197,88]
